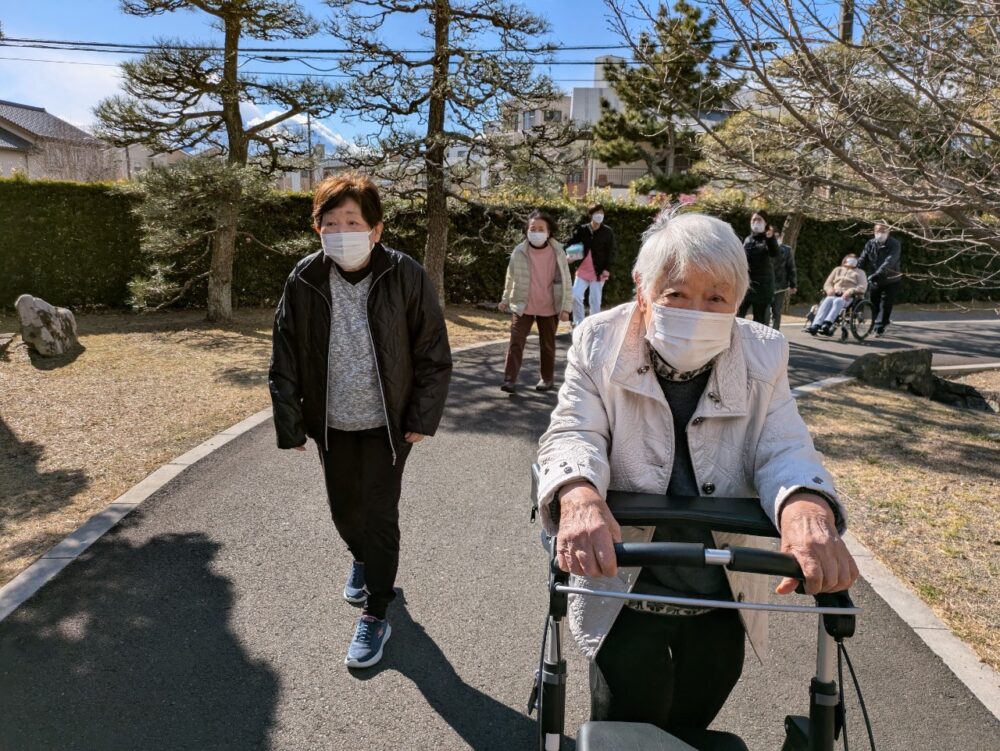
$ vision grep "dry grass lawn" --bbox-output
[797,377,1000,672]
[0,305,512,587]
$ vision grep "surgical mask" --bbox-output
[527,231,549,248]
[874,231,888,244]
[321,229,373,269]
[751,221,765,234]
[645,303,734,373]
[591,213,604,225]
[844,257,858,268]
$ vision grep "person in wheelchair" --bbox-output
[536,210,858,742]
[806,255,868,337]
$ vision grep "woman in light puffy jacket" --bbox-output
[807,254,868,336]
[498,210,572,394]
[536,209,858,739]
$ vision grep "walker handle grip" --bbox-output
[612,542,706,568]
[726,546,804,579]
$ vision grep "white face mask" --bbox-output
[321,229,374,269]
[751,221,765,234]
[591,213,604,225]
[645,303,735,373]
[874,231,888,243]
[844,257,859,268]
[527,231,549,248]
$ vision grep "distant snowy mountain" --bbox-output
[245,108,351,153]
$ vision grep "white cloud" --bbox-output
[0,50,125,130]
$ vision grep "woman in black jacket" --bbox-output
[737,210,779,325]
[269,173,452,669]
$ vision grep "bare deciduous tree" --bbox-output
[323,0,584,304]
[608,0,1000,290]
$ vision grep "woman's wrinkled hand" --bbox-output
[498,301,510,313]
[556,481,622,578]
[777,494,859,595]
[404,432,426,444]
[559,311,570,322]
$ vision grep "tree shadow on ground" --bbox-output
[0,530,279,751]
[0,415,89,538]
[353,589,572,750]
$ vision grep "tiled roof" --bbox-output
[0,125,32,151]
[0,99,98,143]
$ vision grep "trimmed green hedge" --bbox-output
[0,177,993,311]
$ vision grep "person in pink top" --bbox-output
[498,210,573,393]
[565,203,617,326]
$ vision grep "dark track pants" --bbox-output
[503,313,559,383]
[590,606,745,733]
[869,281,900,332]
[317,426,410,619]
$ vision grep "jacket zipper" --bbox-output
[365,267,397,465]
[298,274,334,452]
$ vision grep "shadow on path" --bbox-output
[0,529,279,751]
[353,589,564,750]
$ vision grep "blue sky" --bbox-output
[0,0,633,142]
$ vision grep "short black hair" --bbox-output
[751,209,769,222]
[526,209,556,236]
[587,203,605,216]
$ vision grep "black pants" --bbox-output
[738,283,772,327]
[869,281,900,331]
[590,606,745,733]
[317,427,410,619]
[769,290,788,330]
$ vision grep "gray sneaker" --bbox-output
[343,561,367,606]
[535,380,555,392]
[345,615,391,669]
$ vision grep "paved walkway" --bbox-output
[1,314,998,750]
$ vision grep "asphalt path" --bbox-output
[1,313,998,750]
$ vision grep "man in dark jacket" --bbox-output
[270,174,452,669]
[737,210,779,325]
[769,232,798,330]
[565,203,616,325]
[858,220,902,337]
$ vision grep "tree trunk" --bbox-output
[207,196,237,322]
[205,15,248,322]
[422,0,451,306]
[781,211,804,250]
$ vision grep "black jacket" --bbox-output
[771,243,798,291]
[743,233,779,286]
[269,244,452,459]
[859,236,902,285]
[566,222,616,276]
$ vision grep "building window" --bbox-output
[544,110,563,123]
[522,111,535,130]
[566,171,583,184]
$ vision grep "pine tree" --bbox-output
[322,0,582,304]
[94,0,342,321]
[593,0,740,194]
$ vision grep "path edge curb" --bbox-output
[790,372,1000,722]
[0,408,274,623]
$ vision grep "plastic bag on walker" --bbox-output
[565,243,585,262]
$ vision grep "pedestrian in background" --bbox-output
[737,210,779,325]
[499,210,572,393]
[566,203,617,326]
[858,220,902,338]
[769,231,798,330]
[269,173,452,669]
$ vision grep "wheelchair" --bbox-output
[803,293,875,342]
[528,466,874,751]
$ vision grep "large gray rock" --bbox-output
[846,347,998,412]
[15,294,79,357]
[845,347,935,396]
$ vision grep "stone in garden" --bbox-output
[846,348,935,396]
[14,294,79,357]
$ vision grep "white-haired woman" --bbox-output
[535,211,858,740]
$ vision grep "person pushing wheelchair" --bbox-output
[535,209,859,738]
[806,254,868,337]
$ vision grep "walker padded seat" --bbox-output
[577,722,749,751]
